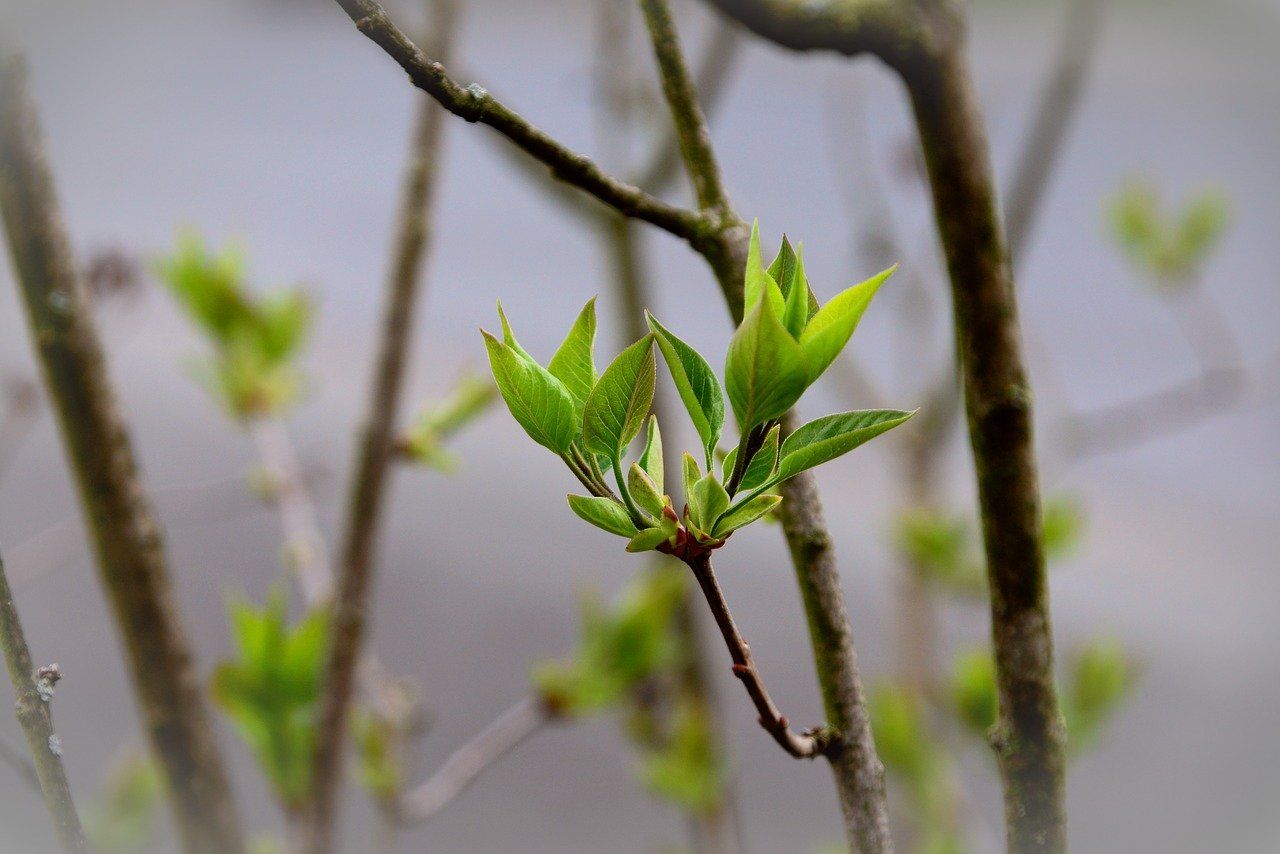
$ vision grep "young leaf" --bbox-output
[690,473,730,533]
[646,313,723,467]
[627,526,671,554]
[548,298,597,408]
[767,235,798,297]
[724,296,808,430]
[776,409,915,481]
[798,266,895,384]
[681,453,701,509]
[567,494,639,538]
[482,331,579,454]
[733,423,781,494]
[628,462,667,518]
[743,221,785,319]
[780,244,809,338]
[583,336,656,459]
[712,493,781,536]
[637,415,664,493]
[496,300,536,364]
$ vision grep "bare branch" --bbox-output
[0,50,245,853]
[331,0,711,243]
[0,550,87,852]
[397,697,550,825]
[306,3,458,849]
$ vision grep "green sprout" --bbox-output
[1107,180,1230,288]
[158,234,313,418]
[210,591,329,812]
[399,374,498,472]
[483,222,914,558]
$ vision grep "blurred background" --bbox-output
[0,0,1277,851]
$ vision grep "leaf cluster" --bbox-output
[210,591,329,811]
[158,234,312,418]
[484,223,914,557]
[636,699,727,815]
[400,374,498,471]
[1107,180,1230,288]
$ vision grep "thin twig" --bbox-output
[0,49,245,853]
[0,731,41,791]
[305,3,457,849]
[685,553,826,758]
[332,0,710,243]
[396,697,550,825]
[0,549,87,852]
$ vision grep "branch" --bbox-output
[0,549,87,852]
[1004,0,1106,264]
[331,0,710,243]
[306,3,457,849]
[700,0,918,61]
[684,552,827,758]
[396,696,550,825]
[0,50,245,853]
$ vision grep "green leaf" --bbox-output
[628,462,667,518]
[567,494,639,538]
[740,423,781,492]
[743,220,785,319]
[950,649,998,737]
[627,526,671,553]
[689,473,730,533]
[681,453,701,510]
[637,415,664,493]
[482,330,579,454]
[780,243,809,338]
[548,298,597,409]
[798,265,895,384]
[495,300,537,364]
[724,295,808,431]
[712,493,781,536]
[646,313,723,468]
[1042,496,1084,561]
[583,336,656,459]
[766,235,798,297]
[776,409,915,481]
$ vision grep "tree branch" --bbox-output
[684,552,827,758]
[305,3,457,849]
[0,549,87,853]
[0,50,245,854]
[396,696,550,825]
[331,0,711,243]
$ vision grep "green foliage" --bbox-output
[210,591,328,810]
[352,708,405,801]
[401,374,498,471]
[158,234,312,418]
[1107,179,1230,287]
[532,568,687,716]
[637,700,727,814]
[949,648,999,738]
[82,751,164,854]
[1062,639,1135,754]
[485,223,911,556]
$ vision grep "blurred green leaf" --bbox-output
[1107,179,1231,285]
[82,750,164,854]
[352,708,404,801]
[637,701,726,814]
[401,374,498,472]
[1042,495,1084,561]
[950,649,998,739]
[1063,639,1134,754]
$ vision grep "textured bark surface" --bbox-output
[902,38,1067,853]
[0,52,244,854]
[0,550,88,853]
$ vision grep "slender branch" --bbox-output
[684,552,826,758]
[247,418,334,604]
[903,35,1066,851]
[331,0,710,243]
[396,697,550,825]
[0,731,41,791]
[0,50,245,854]
[1004,0,1106,264]
[305,2,457,850]
[638,0,734,217]
[0,549,87,853]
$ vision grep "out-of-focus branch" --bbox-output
[396,696,551,825]
[0,50,245,854]
[331,0,709,243]
[0,549,87,852]
[1004,0,1106,265]
[0,732,41,791]
[305,3,457,850]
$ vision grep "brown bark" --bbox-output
[0,51,244,854]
